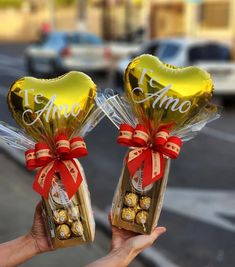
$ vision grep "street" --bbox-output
[0,43,235,267]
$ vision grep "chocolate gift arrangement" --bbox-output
[0,71,104,248]
[97,54,219,234]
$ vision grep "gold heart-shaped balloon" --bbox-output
[124,54,213,133]
[8,71,96,144]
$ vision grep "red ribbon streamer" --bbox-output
[25,134,88,199]
[117,124,182,188]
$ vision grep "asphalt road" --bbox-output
[0,43,235,267]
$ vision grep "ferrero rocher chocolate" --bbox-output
[67,216,74,226]
[56,224,71,240]
[71,221,84,236]
[134,205,142,213]
[136,210,149,225]
[68,205,80,220]
[53,209,68,224]
[139,196,151,210]
[121,207,136,222]
[124,192,138,207]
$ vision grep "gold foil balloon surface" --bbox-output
[7,71,96,146]
[124,54,214,134]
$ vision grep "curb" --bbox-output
[0,141,179,267]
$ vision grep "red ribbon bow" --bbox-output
[25,134,88,199]
[117,124,182,188]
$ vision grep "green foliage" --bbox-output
[55,0,76,7]
[0,0,22,9]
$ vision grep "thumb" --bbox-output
[150,227,167,242]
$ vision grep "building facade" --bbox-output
[149,0,235,46]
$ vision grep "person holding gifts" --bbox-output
[0,55,219,266]
[0,202,166,267]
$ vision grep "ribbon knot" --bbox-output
[117,124,182,188]
[25,134,88,199]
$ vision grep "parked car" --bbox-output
[25,31,111,76]
[60,35,112,74]
[115,38,235,97]
[109,42,141,60]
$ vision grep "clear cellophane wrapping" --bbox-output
[97,91,220,234]
[0,106,104,248]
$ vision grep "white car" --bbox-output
[25,31,112,76]
[116,38,235,98]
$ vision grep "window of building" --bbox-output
[198,1,230,29]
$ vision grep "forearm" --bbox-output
[86,246,137,267]
[0,234,39,267]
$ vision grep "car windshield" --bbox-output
[188,44,231,62]
[159,42,180,60]
[68,33,103,45]
[42,32,67,50]
[41,32,102,48]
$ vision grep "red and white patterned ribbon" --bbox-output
[25,134,87,199]
[118,123,182,188]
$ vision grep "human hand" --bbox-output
[111,223,166,254]
[86,213,166,267]
[28,201,53,254]
[109,213,166,261]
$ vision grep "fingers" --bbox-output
[150,227,167,242]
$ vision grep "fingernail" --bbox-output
[158,227,167,232]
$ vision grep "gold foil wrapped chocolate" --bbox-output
[56,224,71,240]
[121,207,136,222]
[54,209,68,224]
[139,196,151,210]
[134,205,142,213]
[136,211,149,225]
[124,192,139,207]
[42,170,95,248]
[68,206,80,220]
[71,221,84,236]
[111,160,171,234]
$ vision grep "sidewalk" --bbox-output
[0,147,144,267]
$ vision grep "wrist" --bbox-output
[0,234,41,267]
[25,233,41,256]
[110,244,137,267]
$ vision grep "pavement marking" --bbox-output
[0,85,8,97]
[0,57,24,68]
[164,188,235,232]
[0,86,7,96]
[0,65,25,77]
[0,54,24,64]
[203,127,235,143]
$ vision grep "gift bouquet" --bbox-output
[97,54,220,234]
[0,71,104,248]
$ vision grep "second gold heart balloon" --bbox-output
[7,71,96,145]
[124,54,213,134]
